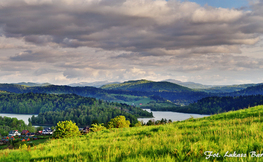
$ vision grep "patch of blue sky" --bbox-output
[180,0,249,9]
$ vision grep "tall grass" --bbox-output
[2,105,263,161]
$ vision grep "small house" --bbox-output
[21,130,30,135]
[9,130,21,136]
[42,128,53,135]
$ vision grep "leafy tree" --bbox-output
[36,126,43,132]
[53,120,80,138]
[146,120,154,126]
[107,116,130,129]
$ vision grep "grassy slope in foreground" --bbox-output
[1,106,263,161]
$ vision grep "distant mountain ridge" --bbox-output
[68,81,120,88]
[201,83,259,93]
[163,79,259,93]
[162,79,214,89]
[14,82,52,87]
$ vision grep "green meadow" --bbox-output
[1,105,263,161]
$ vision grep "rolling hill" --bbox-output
[101,79,192,92]
[0,81,207,105]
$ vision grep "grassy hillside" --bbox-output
[101,79,192,92]
[1,105,263,161]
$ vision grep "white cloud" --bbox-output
[0,0,263,84]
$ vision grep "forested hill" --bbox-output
[199,83,258,93]
[0,93,152,118]
[225,84,263,96]
[0,83,209,105]
[4,82,263,106]
[0,84,102,95]
[100,79,192,92]
[170,95,263,114]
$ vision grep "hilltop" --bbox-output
[101,79,192,92]
[1,105,263,161]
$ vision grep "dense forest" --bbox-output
[0,93,151,117]
[0,93,152,127]
[30,105,141,127]
[150,95,263,114]
[0,116,35,136]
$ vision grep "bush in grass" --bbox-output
[53,120,80,138]
[134,121,142,127]
[90,123,106,132]
[107,116,130,129]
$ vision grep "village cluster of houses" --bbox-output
[0,126,91,146]
[0,128,54,145]
[7,128,53,137]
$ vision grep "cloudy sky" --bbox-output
[0,0,263,85]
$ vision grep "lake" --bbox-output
[0,110,209,125]
[0,113,38,125]
[137,109,209,123]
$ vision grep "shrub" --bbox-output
[53,120,80,138]
[134,121,142,127]
[107,116,130,129]
[90,124,106,132]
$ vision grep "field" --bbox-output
[1,105,263,161]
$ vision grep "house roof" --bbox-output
[21,130,29,134]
